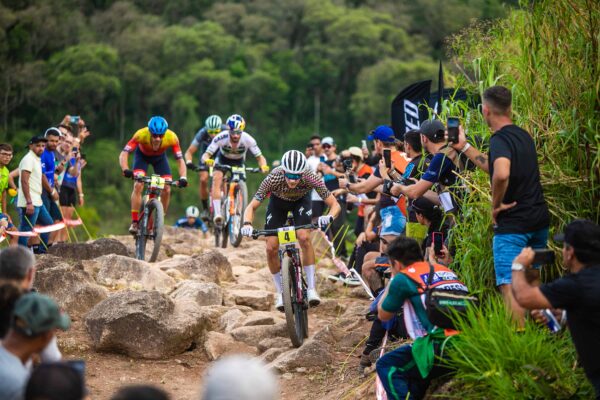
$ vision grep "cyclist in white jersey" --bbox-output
[201,114,269,224]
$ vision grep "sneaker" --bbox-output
[307,289,321,307]
[128,222,139,235]
[213,214,223,226]
[327,272,345,282]
[342,274,362,287]
[360,353,372,368]
[275,293,284,312]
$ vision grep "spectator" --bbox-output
[402,130,431,242]
[511,220,600,399]
[305,135,325,221]
[59,142,85,236]
[111,385,170,400]
[0,292,70,400]
[200,355,278,400]
[376,237,466,400]
[343,146,376,236]
[25,362,84,400]
[409,196,448,257]
[40,128,65,243]
[450,85,550,325]
[17,136,54,250]
[0,143,16,214]
[173,206,208,236]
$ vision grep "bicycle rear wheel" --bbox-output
[281,254,307,347]
[229,181,247,247]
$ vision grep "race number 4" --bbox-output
[277,226,297,244]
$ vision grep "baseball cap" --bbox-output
[367,125,395,142]
[12,292,71,336]
[347,146,363,160]
[321,137,335,146]
[419,119,445,141]
[553,219,600,253]
[28,135,48,146]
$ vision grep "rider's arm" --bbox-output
[184,143,198,163]
[243,198,261,226]
[323,194,341,219]
[176,157,187,180]
[118,151,130,172]
[256,155,267,168]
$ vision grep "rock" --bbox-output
[85,290,208,359]
[34,261,108,317]
[170,281,222,307]
[258,337,291,353]
[316,299,347,316]
[337,331,368,350]
[34,254,73,271]
[269,339,333,372]
[219,309,246,333]
[232,265,255,277]
[243,311,278,327]
[230,323,287,347]
[164,268,185,281]
[48,238,131,260]
[203,331,257,361]
[226,289,274,311]
[95,255,175,292]
[312,325,345,346]
[188,251,234,283]
[350,286,373,300]
[260,347,288,363]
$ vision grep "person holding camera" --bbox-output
[305,135,325,221]
[449,85,550,326]
[511,220,600,398]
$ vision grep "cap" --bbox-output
[419,119,445,140]
[321,137,335,146]
[44,127,62,138]
[554,219,600,253]
[408,196,440,218]
[367,125,395,142]
[347,146,363,160]
[28,135,48,146]
[12,292,71,336]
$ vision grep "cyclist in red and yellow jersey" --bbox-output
[119,116,188,234]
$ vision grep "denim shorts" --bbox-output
[380,205,406,237]
[493,227,549,286]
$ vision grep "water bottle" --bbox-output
[541,309,561,333]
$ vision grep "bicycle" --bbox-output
[212,164,260,248]
[252,213,316,347]
[129,174,180,262]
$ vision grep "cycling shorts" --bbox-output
[133,147,172,178]
[215,154,244,168]
[265,193,312,230]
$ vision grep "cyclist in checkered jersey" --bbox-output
[242,150,341,310]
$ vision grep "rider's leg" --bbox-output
[266,236,282,293]
[131,181,144,222]
[297,228,316,290]
[199,170,209,211]
[211,170,223,218]
[161,184,171,214]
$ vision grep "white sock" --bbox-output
[304,264,316,290]
[272,272,283,293]
[212,199,221,216]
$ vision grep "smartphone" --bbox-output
[361,140,367,149]
[383,149,391,168]
[447,117,460,144]
[432,232,444,256]
[72,147,78,154]
[70,116,80,124]
[533,249,555,265]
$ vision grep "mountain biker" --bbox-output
[119,116,187,235]
[200,114,269,225]
[174,205,208,235]
[241,150,341,310]
[184,115,227,219]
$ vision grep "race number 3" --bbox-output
[277,226,297,244]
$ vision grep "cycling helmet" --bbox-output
[226,114,246,132]
[205,115,222,130]
[186,206,200,218]
[281,150,307,174]
[148,116,168,135]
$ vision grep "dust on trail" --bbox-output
[56,229,374,400]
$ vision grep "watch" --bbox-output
[511,262,525,271]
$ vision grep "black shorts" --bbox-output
[265,194,312,230]
[132,148,172,177]
[215,154,244,168]
[311,200,325,218]
[59,186,77,207]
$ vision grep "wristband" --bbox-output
[460,143,471,153]
[26,201,32,205]
[79,193,84,197]
[511,262,525,271]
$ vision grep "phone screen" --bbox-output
[433,232,443,256]
[532,249,555,265]
[447,117,459,143]
[383,149,391,168]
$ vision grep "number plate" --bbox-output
[277,226,297,244]
[149,175,165,190]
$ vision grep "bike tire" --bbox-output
[146,199,164,262]
[281,255,305,347]
[135,208,147,261]
[214,226,221,247]
[221,197,229,248]
[229,181,247,247]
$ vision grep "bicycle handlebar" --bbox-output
[213,164,261,173]
[251,224,318,239]
[130,175,181,187]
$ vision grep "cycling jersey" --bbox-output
[191,124,228,151]
[204,131,262,161]
[254,167,330,203]
[124,127,183,159]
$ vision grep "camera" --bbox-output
[70,115,80,124]
[447,117,459,144]
[342,158,353,172]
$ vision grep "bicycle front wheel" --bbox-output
[281,255,307,347]
[229,181,247,247]
[144,199,164,262]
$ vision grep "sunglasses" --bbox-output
[322,144,332,149]
[284,173,302,180]
[208,129,220,135]
[230,129,242,135]
[151,134,163,139]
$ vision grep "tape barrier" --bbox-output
[4,222,66,237]
[64,218,83,227]
[5,230,38,237]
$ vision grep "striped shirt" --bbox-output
[254,167,330,202]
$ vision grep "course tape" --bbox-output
[5,222,67,237]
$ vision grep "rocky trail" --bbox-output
[37,228,380,399]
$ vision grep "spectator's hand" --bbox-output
[390,183,403,197]
[355,232,365,246]
[26,203,34,215]
[346,194,359,204]
[51,189,59,202]
[492,201,517,224]
[79,195,85,207]
[79,159,87,169]
[531,308,563,325]
[122,169,133,178]
[241,225,253,237]
[0,218,8,228]
[429,243,452,265]
[61,115,71,126]
[79,126,90,140]
[331,188,345,197]
[514,246,535,268]
[362,147,369,159]
[320,163,333,175]
[378,159,390,180]
[338,178,347,189]
[178,177,188,188]
[450,125,468,151]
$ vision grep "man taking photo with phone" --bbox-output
[511,220,600,399]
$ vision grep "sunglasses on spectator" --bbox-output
[284,173,302,180]
[322,144,332,149]
[208,129,220,135]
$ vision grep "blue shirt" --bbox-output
[421,152,457,186]
[174,217,207,232]
[41,149,56,188]
[62,158,79,189]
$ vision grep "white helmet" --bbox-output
[186,206,200,218]
[281,150,307,174]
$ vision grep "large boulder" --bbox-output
[34,254,76,271]
[225,289,274,311]
[34,261,108,318]
[203,331,257,361]
[48,238,131,260]
[94,255,175,292]
[268,338,334,372]
[170,280,222,307]
[85,290,208,359]
[190,250,234,283]
[156,256,214,283]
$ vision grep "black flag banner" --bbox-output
[391,80,431,141]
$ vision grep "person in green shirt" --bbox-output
[0,143,16,214]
